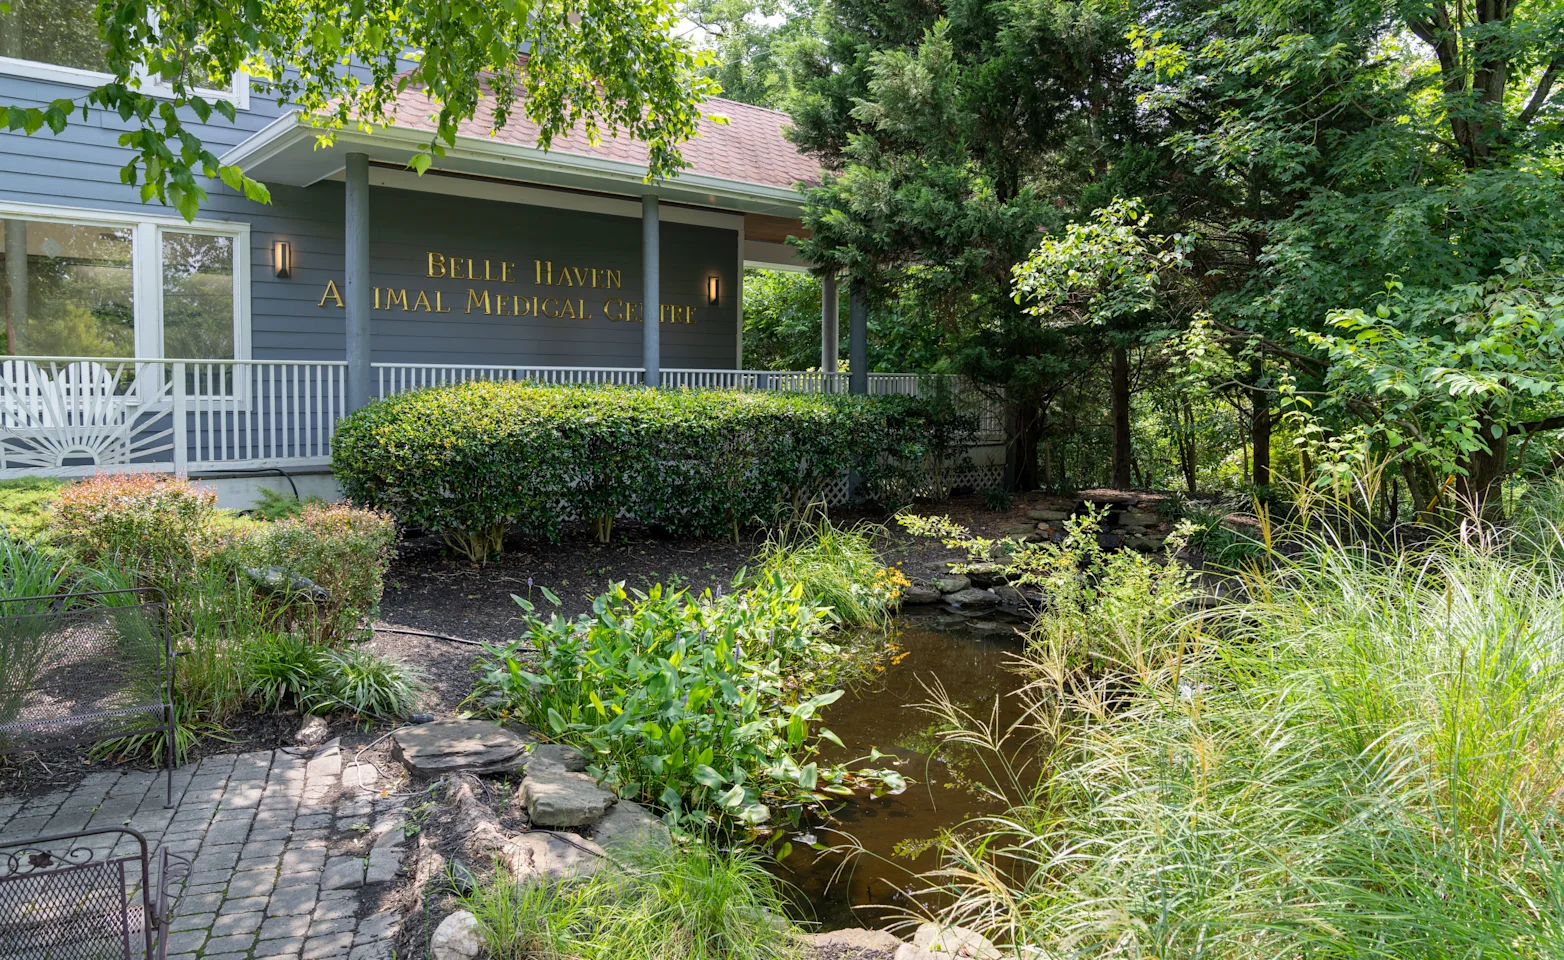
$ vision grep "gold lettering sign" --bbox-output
[318,249,701,325]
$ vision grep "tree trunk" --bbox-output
[1455,425,1508,521]
[1004,397,1043,492]
[1111,345,1132,488]
[1250,360,1271,490]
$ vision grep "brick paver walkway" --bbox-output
[0,745,407,960]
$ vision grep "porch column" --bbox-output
[345,152,372,411]
[820,270,839,374]
[848,276,868,395]
[4,219,24,354]
[642,193,660,387]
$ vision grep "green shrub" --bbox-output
[462,843,802,960]
[0,478,64,541]
[49,474,215,598]
[332,382,955,560]
[316,647,425,719]
[249,488,326,522]
[243,503,397,644]
[245,632,327,711]
[474,579,902,827]
[749,520,906,628]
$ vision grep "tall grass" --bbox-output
[461,843,803,960]
[750,519,906,628]
[916,518,1564,958]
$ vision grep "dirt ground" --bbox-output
[0,489,1156,799]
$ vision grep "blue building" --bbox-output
[0,8,998,502]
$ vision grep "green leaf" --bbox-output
[409,152,433,175]
[717,784,746,808]
[692,764,725,789]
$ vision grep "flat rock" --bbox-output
[306,740,342,781]
[502,830,607,882]
[912,923,1004,959]
[525,743,589,773]
[900,582,942,604]
[591,799,672,853]
[393,720,529,776]
[807,928,904,959]
[943,587,999,611]
[1127,510,1161,526]
[430,910,482,960]
[519,766,616,827]
[1027,508,1071,522]
[932,575,970,594]
[962,562,1008,588]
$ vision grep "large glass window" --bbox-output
[0,218,134,358]
[0,210,244,364]
[161,231,234,359]
[0,0,109,73]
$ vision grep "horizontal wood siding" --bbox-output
[0,74,741,369]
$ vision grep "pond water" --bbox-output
[774,616,1036,930]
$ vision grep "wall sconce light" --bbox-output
[707,275,720,306]
[273,240,292,279]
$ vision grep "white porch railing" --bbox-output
[0,357,346,478]
[0,358,1002,480]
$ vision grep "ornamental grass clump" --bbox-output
[461,842,803,960]
[915,521,1564,959]
[750,519,906,628]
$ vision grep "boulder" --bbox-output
[1124,535,1167,552]
[912,922,1005,959]
[943,587,999,612]
[990,584,1028,608]
[1127,510,1161,526]
[932,575,970,595]
[807,927,904,958]
[502,830,607,882]
[519,765,616,827]
[900,581,943,605]
[392,720,530,777]
[962,563,1008,588]
[240,564,330,602]
[430,910,483,960]
[998,524,1037,537]
[591,799,673,853]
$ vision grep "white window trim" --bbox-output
[0,201,251,379]
[0,55,251,108]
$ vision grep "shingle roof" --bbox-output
[383,85,823,193]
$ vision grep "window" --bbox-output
[161,231,234,359]
[0,206,248,366]
[0,0,248,105]
[0,0,108,73]
[0,218,134,358]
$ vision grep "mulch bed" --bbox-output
[0,489,1138,800]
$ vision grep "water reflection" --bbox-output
[774,616,1036,930]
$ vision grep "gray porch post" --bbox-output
[848,276,868,395]
[642,194,661,387]
[821,270,839,376]
[345,152,371,410]
[4,219,25,354]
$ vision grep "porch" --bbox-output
[0,356,1004,481]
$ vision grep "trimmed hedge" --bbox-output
[332,382,961,558]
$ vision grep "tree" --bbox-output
[1011,198,1194,488]
[1,0,715,219]
[681,0,821,109]
[1131,0,1564,513]
[786,3,1144,489]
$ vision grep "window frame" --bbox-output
[0,5,251,109]
[0,200,252,387]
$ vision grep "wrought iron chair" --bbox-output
[0,827,189,960]
[0,590,177,807]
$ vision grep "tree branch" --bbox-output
[1208,320,1328,375]
[1509,414,1564,436]
[1517,56,1563,129]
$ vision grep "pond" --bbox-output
[774,615,1037,930]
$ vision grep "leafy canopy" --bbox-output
[0,0,716,220]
